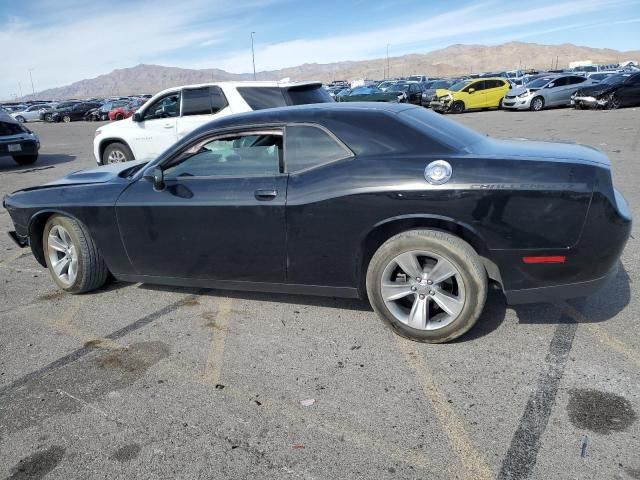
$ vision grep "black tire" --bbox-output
[366,229,487,343]
[450,101,465,114]
[102,142,134,164]
[13,154,38,165]
[115,113,124,120]
[43,215,109,294]
[530,96,544,111]
[606,93,620,110]
[44,113,53,122]
[62,115,72,123]
[498,98,504,110]
[15,115,25,123]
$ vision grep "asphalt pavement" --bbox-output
[0,108,639,479]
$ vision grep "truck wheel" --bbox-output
[13,154,38,165]
[366,229,487,343]
[43,215,109,293]
[102,142,134,164]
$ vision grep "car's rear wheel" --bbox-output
[366,229,487,343]
[15,115,25,123]
[450,101,465,114]
[13,154,38,165]
[63,115,71,123]
[115,113,124,120]
[43,215,109,293]
[102,142,134,164]
[530,96,544,111]
[44,113,53,122]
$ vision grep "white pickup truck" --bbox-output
[93,81,332,165]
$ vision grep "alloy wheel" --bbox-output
[380,250,465,330]
[63,115,71,123]
[47,225,78,287]
[107,150,126,163]
[532,98,544,111]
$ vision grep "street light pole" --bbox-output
[251,32,256,80]
[386,44,390,79]
[18,82,23,98]
[28,68,35,95]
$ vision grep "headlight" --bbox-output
[441,94,452,101]
[517,90,531,98]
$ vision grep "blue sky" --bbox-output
[1,0,639,98]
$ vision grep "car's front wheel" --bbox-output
[44,113,53,122]
[43,215,109,293]
[102,142,134,164]
[62,115,72,123]
[366,229,487,343]
[530,96,544,111]
[450,101,465,114]
[13,154,38,166]
[15,115,25,123]
[606,93,621,109]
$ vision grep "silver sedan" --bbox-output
[502,75,594,111]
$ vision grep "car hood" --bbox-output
[574,84,615,96]
[508,86,540,96]
[41,160,148,188]
[434,88,453,97]
[472,137,610,167]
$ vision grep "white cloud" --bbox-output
[206,0,627,73]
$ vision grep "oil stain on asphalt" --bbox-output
[567,388,637,434]
[6,446,65,480]
[110,443,142,462]
[0,341,170,438]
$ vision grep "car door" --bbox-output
[484,80,503,107]
[130,91,180,160]
[176,86,234,140]
[464,81,486,108]
[617,74,640,106]
[407,84,421,104]
[116,128,287,282]
[563,76,589,105]
[545,77,569,106]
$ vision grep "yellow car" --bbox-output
[430,78,511,113]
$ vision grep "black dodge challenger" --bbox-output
[3,103,631,343]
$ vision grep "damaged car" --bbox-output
[503,74,592,111]
[571,72,640,109]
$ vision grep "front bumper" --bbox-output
[571,95,608,108]
[502,95,532,110]
[429,100,450,112]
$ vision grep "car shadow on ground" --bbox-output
[0,154,76,172]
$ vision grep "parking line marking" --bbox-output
[204,296,233,386]
[561,301,640,368]
[395,337,494,480]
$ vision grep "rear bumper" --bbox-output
[504,263,617,304]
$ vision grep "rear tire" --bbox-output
[43,215,109,294]
[102,142,134,164]
[606,93,620,110]
[63,115,71,123]
[366,229,487,343]
[44,113,53,122]
[115,113,124,120]
[15,115,25,123]
[450,101,465,114]
[13,154,38,165]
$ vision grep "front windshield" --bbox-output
[407,76,422,81]
[526,77,554,88]
[351,87,380,94]
[387,83,410,93]
[378,81,395,89]
[431,80,453,89]
[449,80,471,92]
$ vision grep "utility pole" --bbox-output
[386,44,390,79]
[18,82,23,98]
[555,56,559,70]
[251,32,256,80]
[28,68,35,95]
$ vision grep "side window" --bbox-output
[237,87,287,110]
[143,93,180,120]
[285,125,352,172]
[553,77,569,87]
[182,87,212,116]
[467,81,485,92]
[164,132,282,179]
[210,86,227,113]
[569,76,586,85]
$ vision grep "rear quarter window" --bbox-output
[285,85,334,105]
[237,87,287,110]
[285,125,351,172]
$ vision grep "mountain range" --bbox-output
[17,42,640,101]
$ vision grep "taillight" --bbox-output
[522,256,566,264]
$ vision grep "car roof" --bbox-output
[150,80,322,98]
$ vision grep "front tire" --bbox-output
[43,215,109,293]
[15,115,25,123]
[102,142,134,164]
[13,154,38,165]
[450,101,465,114]
[606,93,620,110]
[530,96,544,111]
[63,115,71,123]
[366,229,487,343]
[44,113,53,122]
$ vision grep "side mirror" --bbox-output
[132,112,142,122]
[468,88,475,94]
[143,167,165,191]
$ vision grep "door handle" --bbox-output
[254,189,278,201]
[163,123,173,128]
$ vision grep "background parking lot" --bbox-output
[1,109,639,479]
